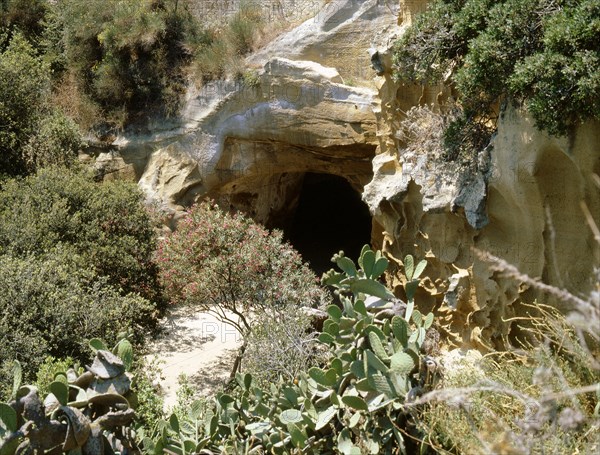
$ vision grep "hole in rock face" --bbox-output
[285,173,372,275]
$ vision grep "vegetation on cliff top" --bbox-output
[393,0,600,159]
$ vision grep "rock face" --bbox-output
[98,0,599,348]
[364,0,600,348]
[102,0,398,229]
[138,56,379,227]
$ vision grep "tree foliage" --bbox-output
[0,32,81,177]
[157,201,322,336]
[0,252,154,395]
[0,166,162,304]
[46,0,204,127]
[393,0,600,155]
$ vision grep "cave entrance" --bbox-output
[284,173,372,275]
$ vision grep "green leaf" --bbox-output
[364,324,386,341]
[341,396,369,412]
[371,257,389,280]
[245,421,271,436]
[336,256,357,277]
[287,422,306,448]
[11,361,21,400]
[418,327,426,345]
[392,316,409,347]
[89,338,107,352]
[169,413,180,433]
[405,300,414,322]
[389,371,411,396]
[368,375,396,398]
[350,361,365,379]
[49,381,69,406]
[114,339,133,370]
[0,403,17,432]
[390,352,415,375]
[308,367,337,387]
[368,331,390,361]
[404,255,415,281]
[218,394,235,406]
[365,349,389,373]
[412,310,423,327]
[405,280,420,301]
[355,378,375,392]
[424,312,434,330]
[413,259,427,280]
[330,358,343,376]
[189,400,204,420]
[315,406,337,430]
[350,279,394,300]
[318,332,335,344]
[359,244,370,265]
[327,305,342,322]
[67,385,88,408]
[354,299,367,316]
[279,409,303,424]
[361,249,376,278]
[283,387,299,407]
[338,428,360,455]
[323,320,339,336]
[348,412,361,428]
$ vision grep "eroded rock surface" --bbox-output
[95,0,599,349]
[365,1,600,348]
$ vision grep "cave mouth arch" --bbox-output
[281,173,372,275]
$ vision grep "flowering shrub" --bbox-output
[157,201,322,336]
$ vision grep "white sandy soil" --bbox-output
[145,306,242,410]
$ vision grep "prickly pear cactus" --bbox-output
[147,246,442,454]
[0,339,138,455]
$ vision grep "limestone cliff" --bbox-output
[93,0,599,348]
[366,0,600,348]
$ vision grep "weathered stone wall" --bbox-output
[364,0,600,349]
[94,0,599,350]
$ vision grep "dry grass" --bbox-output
[407,195,600,454]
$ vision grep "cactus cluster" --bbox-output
[146,246,441,454]
[0,339,139,455]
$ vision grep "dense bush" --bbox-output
[157,201,322,337]
[45,0,204,127]
[0,0,47,46]
[0,33,80,176]
[0,166,162,303]
[0,252,154,397]
[393,0,600,157]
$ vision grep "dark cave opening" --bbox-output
[285,173,372,276]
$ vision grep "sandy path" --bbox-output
[146,306,242,410]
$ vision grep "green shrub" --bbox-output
[0,166,162,304]
[0,252,154,398]
[46,0,203,128]
[243,305,327,386]
[157,201,322,337]
[0,32,49,176]
[393,0,600,157]
[22,109,82,173]
[131,356,165,431]
[0,0,48,46]
[33,356,77,398]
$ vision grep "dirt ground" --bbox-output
[145,306,242,410]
